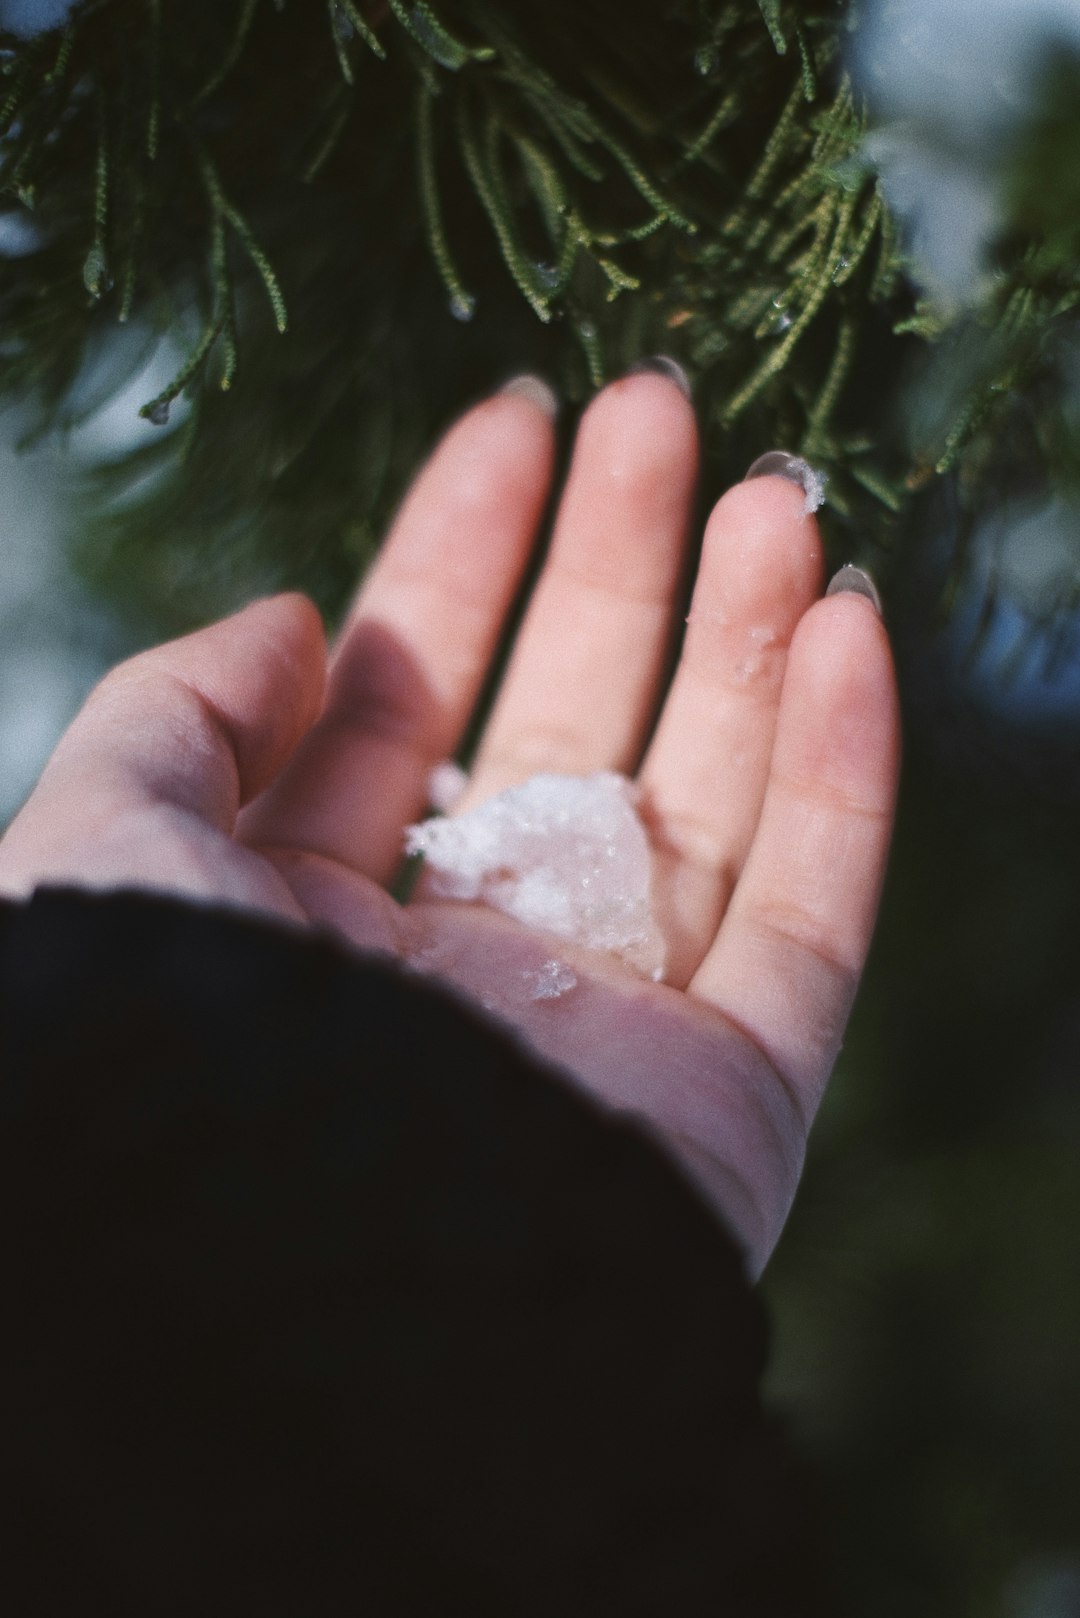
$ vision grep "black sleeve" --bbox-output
[0,888,837,1617]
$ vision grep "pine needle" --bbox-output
[756,0,787,56]
[194,0,263,106]
[416,83,476,320]
[197,145,288,333]
[385,0,493,72]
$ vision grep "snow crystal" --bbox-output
[427,759,469,813]
[404,771,665,980]
[524,960,578,1001]
[789,456,827,515]
[745,450,827,515]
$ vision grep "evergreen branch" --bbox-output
[455,95,552,322]
[45,20,76,86]
[756,0,787,56]
[726,275,782,331]
[893,299,951,340]
[336,0,388,61]
[806,312,857,444]
[723,197,855,421]
[934,390,1000,476]
[82,95,110,299]
[139,309,227,425]
[526,96,605,183]
[830,190,882,287]
[327,0,357,85]
[869,199,903,301]
[763,189,832,266]
[553,209,583,289]
[789,189,855,297]
[720,75,804,250]
[117,175,145,324]
[674,85,740,171]
[302,90,353,182]
[489,38,607,180]
[197,145,287,332]
[0,44,44,133]
[117,249,138,324]
[617,213,669,244]
[595,254,640,301]
[795,25,816,101]
[574,315,604,387]
[194,0,263,105]
[482,11,692,240]
[847,461,905,512]
[810,78,859,164]
[515,130,569,242]
[209,202,238,390]
[147,0,161,160]
[484,106,558,312]
[6,47,74,201]
[385,0,493,72]
[328,0,387,82]
[416,83,475,320]
[588,121,695,233]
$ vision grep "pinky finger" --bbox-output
[690,583,900,1127]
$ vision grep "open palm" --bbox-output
[0,370,899,1273]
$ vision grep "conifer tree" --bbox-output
[2,0,1079,636]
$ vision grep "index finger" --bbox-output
[239,382,557,882]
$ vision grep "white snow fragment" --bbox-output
[793,457,827,515]
[404,770,666,980]
[427,759,469,813]
[525,960,578,1001]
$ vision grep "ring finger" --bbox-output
[638,467,824,984]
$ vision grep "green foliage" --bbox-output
[0,0,1079,631]
[0,0,905,627]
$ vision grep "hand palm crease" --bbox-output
[0,370,900,1274]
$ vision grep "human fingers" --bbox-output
[239,383,557,882]
[456,364,698,808]
[0,594,326,896]
[638,471,822,986]
[690,583,900,1124]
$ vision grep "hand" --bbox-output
[0,370,899,1274]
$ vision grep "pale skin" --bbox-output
[0,369,900,1276]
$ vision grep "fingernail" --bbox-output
[825,563,882,615]
[626,354,692,400]
[743,450,827,515]
[499,374,559,418]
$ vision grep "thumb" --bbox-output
[3,594,326,847]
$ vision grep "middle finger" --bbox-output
[459,365,699,808]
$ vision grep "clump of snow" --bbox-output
[524,960,578,1001]
[797,459,828,515]
[404,771,665,980]
[745,450,827,514]
[427,759,469,813]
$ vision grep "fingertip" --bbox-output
[396,384,558,553]
[701,475,824,602]
[583,364,700,472]
[793,585,894,674]
[711,469,821,539]
[497,373,560,420]
[781,589,900,806]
